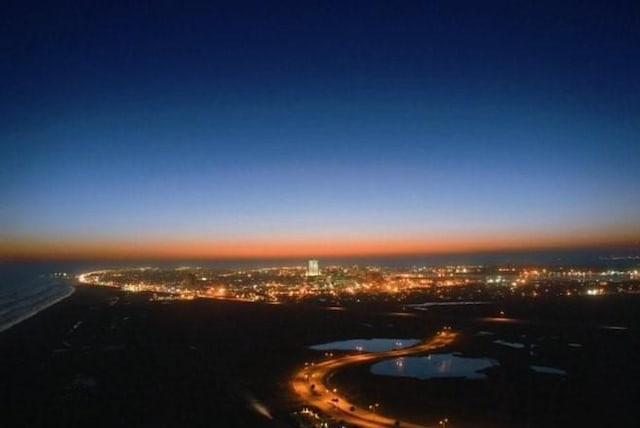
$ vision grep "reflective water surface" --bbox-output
[371,353,498,379]
[310,338,419,352]
[530,365,567,375]
[493,339,526,349]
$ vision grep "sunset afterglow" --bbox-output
[2,1,639,260]
[2,225,638,260]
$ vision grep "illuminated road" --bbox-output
[292,330,457,428]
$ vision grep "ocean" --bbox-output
[0,262,77,333]
[0,249,637,333]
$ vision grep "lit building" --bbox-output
[307,259,320,277]
[182,273,197,289]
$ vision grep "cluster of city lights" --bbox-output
[77,261,640,306]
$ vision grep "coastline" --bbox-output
[0,285,76,334]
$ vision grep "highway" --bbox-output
[292,329,457,428]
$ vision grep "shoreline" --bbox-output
[0,285,76,334]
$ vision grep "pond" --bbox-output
[310,338,419,352]
[493,339,526,349]
[371,353,498,380]
[530,365,567,375]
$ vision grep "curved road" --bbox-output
[292,330,457,428]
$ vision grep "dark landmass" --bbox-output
[0,285,444,427]
[331,296,640,428]
[1,286,638,427]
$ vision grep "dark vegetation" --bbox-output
[1,287,638,427]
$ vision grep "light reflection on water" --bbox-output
[310,338,419,352]
[371,353,498,380]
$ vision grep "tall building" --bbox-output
[182,272,197,289]
[307,259,320,277]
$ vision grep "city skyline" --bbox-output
[2,1,639,260]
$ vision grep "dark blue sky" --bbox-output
[1,1,639,257]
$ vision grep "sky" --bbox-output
[1,1,639,259]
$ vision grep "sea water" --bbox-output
[0,262,78,333]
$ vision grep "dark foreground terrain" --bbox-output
[332,297,640,428]
[1,286,638,427]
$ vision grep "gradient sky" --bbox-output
[1,1,639,259]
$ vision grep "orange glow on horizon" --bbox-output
[2,229,639,261]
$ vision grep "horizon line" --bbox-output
[2,236,639,262]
